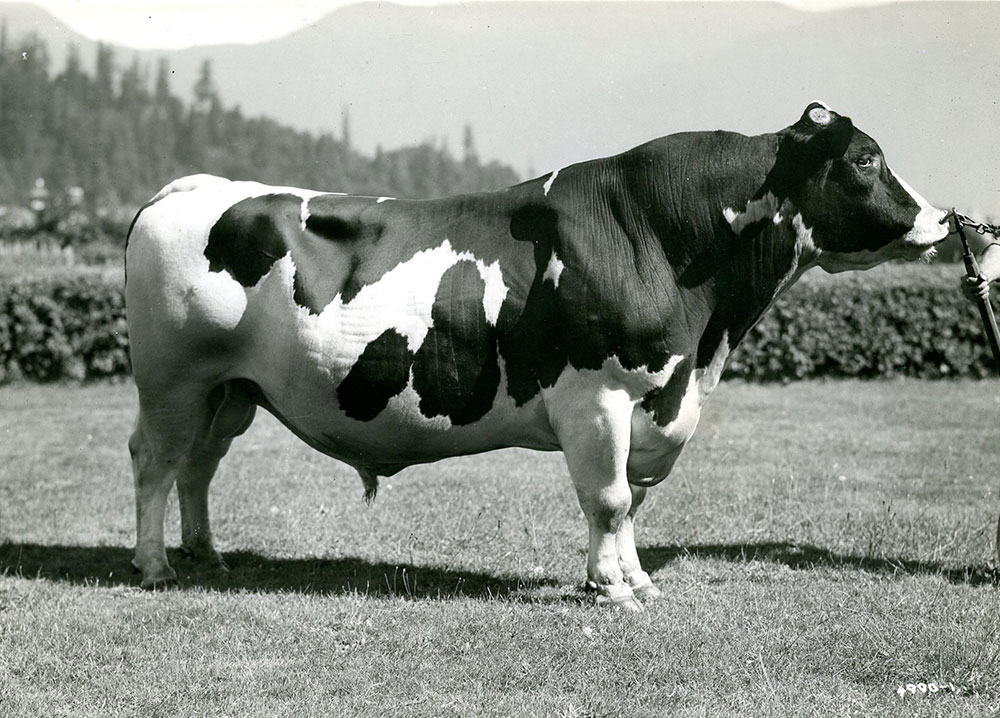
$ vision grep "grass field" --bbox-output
[1,379,999,717]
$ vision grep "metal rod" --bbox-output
[954,208,1000,378]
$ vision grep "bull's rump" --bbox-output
[125,178,561,471]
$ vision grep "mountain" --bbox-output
[2,1,998,214]
[0,1,97,72]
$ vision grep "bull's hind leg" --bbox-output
[177,381,257,565]
[545,380,641,611]
[129,380,256,588]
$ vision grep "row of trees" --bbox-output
[0,31,520,210]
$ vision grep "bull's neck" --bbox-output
[701,214,818,362]
[610,136,819,366]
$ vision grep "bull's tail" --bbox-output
[358,468,380,505]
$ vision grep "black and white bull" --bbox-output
[125,103,948,608]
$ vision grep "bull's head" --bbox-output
[780,102,949,272]
[732,102,950,273]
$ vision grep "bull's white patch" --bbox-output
[544,354,689,486]
[146,173,232,205]
[299,197,310,230]
[665,371,701,442]
[386,374,453,432]
[542,251,566,288]
[308,239,507,356]
[543,169,560,197]
[808,106,832,125]
[723,192,782,235]
[695,330,730,402]
[628,361,702,484]
[376,197,395,204]
[792,212,814,247]
[480,260,509,326]
[129,180,323,338]
[603,353,684,397]
[889,168,948,248]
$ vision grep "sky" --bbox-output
[15,0,920,50]
[2,0,995,214]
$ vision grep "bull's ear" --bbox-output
[787,102,854,161]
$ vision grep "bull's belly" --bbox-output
[251,360,560,475]
[252,353,702,482]
[231,277,712,480]
[221,265,557,473]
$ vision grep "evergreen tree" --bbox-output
[341,106,351,149]
[0,31,519,207]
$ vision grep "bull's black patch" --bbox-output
[640,356,692,427]
[304,194,380,304]
[206,193,300,288]
[495,207,566,405]
[305,211,363,241]
[337,328,414,421]
[510,204,559,245]
[205,193,390,314]
[412,260,500,425]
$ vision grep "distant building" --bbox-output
[67,186,85,207]
[28,177,49,213]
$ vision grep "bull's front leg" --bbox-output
[616,484,662,601]
[545,379,642,611]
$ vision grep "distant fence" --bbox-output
[0,263,995,384]
[0,237,76,268]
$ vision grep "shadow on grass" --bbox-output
[2,540,994,599]
[0,542,560,600]
[639,541,998,587]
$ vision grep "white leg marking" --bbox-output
[617,484,660,599]
[544,372,640,610]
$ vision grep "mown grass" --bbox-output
[1,379,999,717]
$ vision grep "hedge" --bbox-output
[0,274,129,383]
[0,265,994,383]
[727,278,995,380]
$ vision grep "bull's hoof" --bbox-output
[140,575,178,590]
[585,580,644,612]
[595,593,644,612]
[134,562,178,590]
[632,582,663,602]
[179,545,229,572]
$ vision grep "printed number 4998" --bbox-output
[896,682,959,698]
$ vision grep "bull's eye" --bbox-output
[855,155,876,170]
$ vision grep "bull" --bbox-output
[125,103,948,609]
